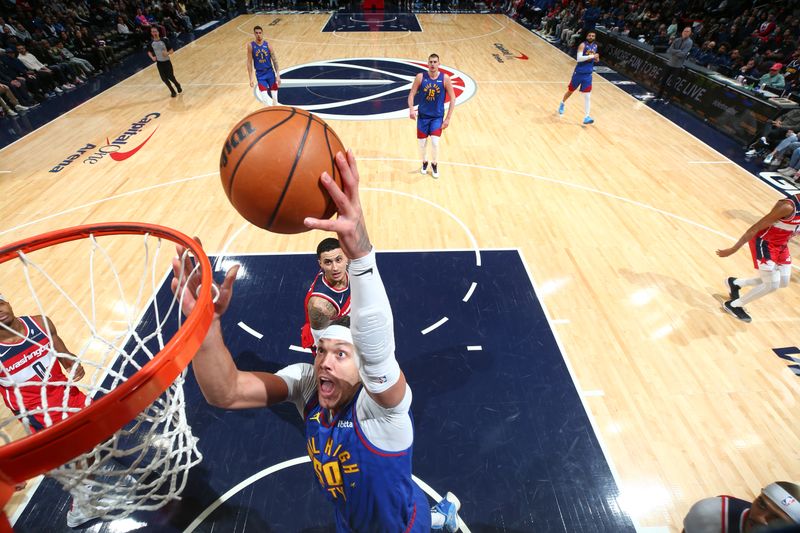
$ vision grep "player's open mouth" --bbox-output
[319,377,335,396]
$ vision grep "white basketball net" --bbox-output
[0,231,205,523]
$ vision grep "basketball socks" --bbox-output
[418,138,428,162]
[430,136,440,162]
[584,93,591,117]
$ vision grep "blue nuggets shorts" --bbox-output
[568,71,593,92]
[417,115,443,138]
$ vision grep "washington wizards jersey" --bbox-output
[251,40,273,78]
[757,194,800,246]
[574,41,598,74]
[301,271,351,348]
[683,495,751,533]
[417,71,445,118]
[0,316,85,431]
[304,388,430,532]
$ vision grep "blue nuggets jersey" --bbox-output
[304,388,430,532]
[574,41,598,75]
[417,71,445,118]
[251,40,273,78]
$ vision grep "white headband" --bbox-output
[318,325,353,345]
[764,483,800,524]
[0,294,5,302]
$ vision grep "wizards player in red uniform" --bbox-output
[408,54,456,179]
[0,294,102,527]
[0,294,86,432]
[246,25,280,105]
[558,31,599,124]
[717,193,800,322]
[682,481,800,532]
[173,150,461,532]
[300,238,351,349]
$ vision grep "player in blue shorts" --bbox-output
[558,31,599,124]
[408,54,456,179]
[246,25,280,106]
[172,150,462,532]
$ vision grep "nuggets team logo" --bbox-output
[422,82,441,102]
[277,58,476,120]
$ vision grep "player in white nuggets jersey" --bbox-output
[408,54,456,179]
[173,151,461,532]
[717,193,800,322]
[246,25,280,106]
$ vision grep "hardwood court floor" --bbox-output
[1,13,799,532]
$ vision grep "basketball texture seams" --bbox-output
[219,106,346,234]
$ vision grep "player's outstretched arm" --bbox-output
[171,242,289,409]
[716,199,794,257]
[305,152,408,409]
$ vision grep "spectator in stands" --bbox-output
[745,108,800,159]
[1,47,60,98]
[55,42,94,77]
[0,82,31,114]
[752,12,777,44]
[0,60,38,106]
[117,16,133,35]
[667,18,678,38]
[739,57,761,82]
[12,22,31,43]
[759,62,786,91]
[15,43,75,91]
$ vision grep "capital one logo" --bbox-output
[277,58,476,120]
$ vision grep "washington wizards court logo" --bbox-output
[277,58,477,120]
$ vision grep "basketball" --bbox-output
[219,106,346,234]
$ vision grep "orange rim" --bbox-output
[0,223,214,483]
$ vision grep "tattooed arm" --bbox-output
[307,297,337,330]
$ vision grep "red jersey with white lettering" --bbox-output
[749,194,800,268]
[300,271,351,349]
[0,316,87,432]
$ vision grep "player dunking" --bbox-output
[247,25,280,106]
[408,54,456,179]
[300,238,351,350]
[172,150,461,532]
[558,30,599,125]
[717,193,800,322]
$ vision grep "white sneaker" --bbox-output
[66,502,100,528]
[6,109,18,117]
[779,168,797,177]
[14,104,29,112]
[763,153,774,164]
[431,163,439,179]
[420,161,429,175]
[54,86,64,93]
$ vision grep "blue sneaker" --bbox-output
[431,492,461,532]
[558,102,565,115]
[583,116,594,124]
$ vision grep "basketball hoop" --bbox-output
[0,223,214,530]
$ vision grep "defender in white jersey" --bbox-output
[172,150,461,532]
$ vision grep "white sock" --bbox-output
[418,138,428,162]
[430,136,440,163]
[736,277,761,287]
[431,512,445,527]
[732,270,779,307]
[584,92,591,116]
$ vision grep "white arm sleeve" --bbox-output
[355,384,413,451]
[275,363,317,416]
[576,52,594,62]
[683,497,723,533]
[348,249,401,394]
